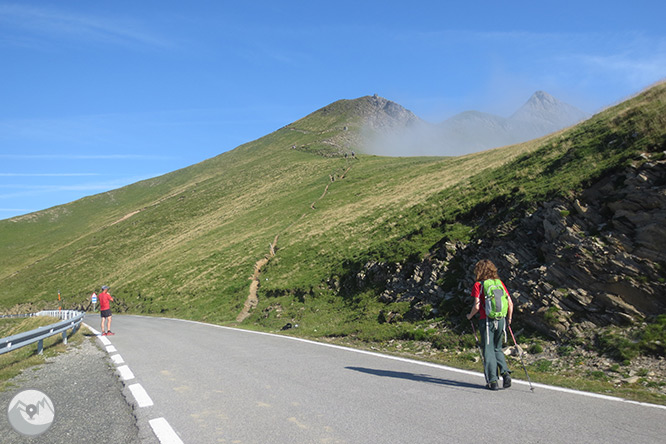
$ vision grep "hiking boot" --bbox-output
[101,332,107,336]
[503,373,512,389]
[106,331,115,336]
[489,381,499,391]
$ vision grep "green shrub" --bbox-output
[533,359,552,372]
[528,343,543,354]
[587,370,607,381]
[557,345,575,356]
[544,306,560,326]
[431,334,450,350]
[596,331,640,363]
[444,222,473,243]
[431,330,475,351]
[399,328,431,342]
[460,352,479,362]
[639,314,666,356]
[459,334,477,350]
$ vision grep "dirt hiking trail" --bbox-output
[236,160,354,321]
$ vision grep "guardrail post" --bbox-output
[38,339,44,355]
[62,330,68,345]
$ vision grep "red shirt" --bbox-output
[99,291,113,311]
[471,280,511,319]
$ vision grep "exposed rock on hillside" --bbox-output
[347,156,666,339]
[360,94,422,131]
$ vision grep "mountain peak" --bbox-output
[283,95,422,157]
[532,90,555,101]
[511,90,589,127]
[290,95,421,136]
[358,95,421,130]
[519,90,562,113]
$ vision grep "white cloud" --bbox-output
[571,51,666,90]
[0,3,172,50]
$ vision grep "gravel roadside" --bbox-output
[0,334,146,444]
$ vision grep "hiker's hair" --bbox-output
[474,259,499,281]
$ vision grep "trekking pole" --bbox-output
[508,324,534,392]
[470,320,488,386]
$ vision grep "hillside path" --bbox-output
[237,235,279,322]
[238,162,353,320]
[85,314,665,444]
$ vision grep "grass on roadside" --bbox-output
[309,334,666,406]
[240,296,666,407]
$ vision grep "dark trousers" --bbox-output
[479,318,510,384]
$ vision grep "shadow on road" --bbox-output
[345,366,484,390]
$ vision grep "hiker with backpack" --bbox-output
[466,259,513,390]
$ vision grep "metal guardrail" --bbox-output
[0,313,34,319]
[0,310,84,355]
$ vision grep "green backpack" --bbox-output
[482,279,509,319]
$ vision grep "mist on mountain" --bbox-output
[364,91,590,157]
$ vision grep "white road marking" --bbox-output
[84,322,182,442]
[85,325,101,335]
[149,417,184,444]
[117,364,135,381]
[135,315,666,411]
[128,383,154,407]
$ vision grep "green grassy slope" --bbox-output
[253,84,666,336]
[1,84,664,331]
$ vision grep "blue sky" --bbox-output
[1,0,664,220]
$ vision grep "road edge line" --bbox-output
[149,417,184,444]
[128,315,666,411]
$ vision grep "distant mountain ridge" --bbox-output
[364,91,590,156]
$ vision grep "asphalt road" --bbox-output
[0,334,141,444]
[85,314,666,444]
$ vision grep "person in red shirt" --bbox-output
[99,285,115,336]
[466,259,513,390]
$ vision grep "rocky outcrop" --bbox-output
[346,157,666,339]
